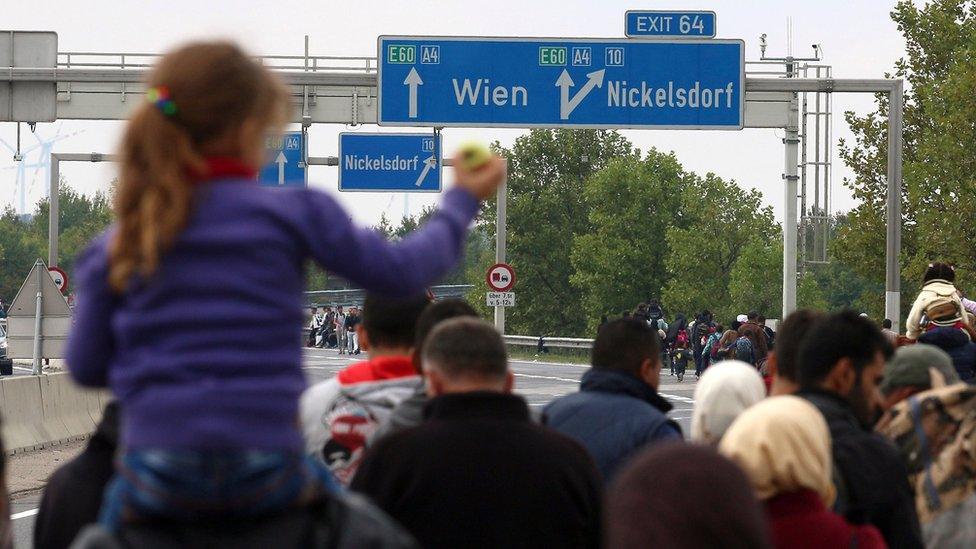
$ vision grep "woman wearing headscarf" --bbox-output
[719,396,886,549]
[691,360,766,444]
[605,444,771,549]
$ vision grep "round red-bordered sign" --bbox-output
[486,263,516,292]
[48,266,69,293]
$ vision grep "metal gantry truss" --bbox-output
[1,43,905,328]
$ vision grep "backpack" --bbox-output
[735,336,755,365]
[694,322,711,347]
[925,297,962,323]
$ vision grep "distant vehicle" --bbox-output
[0,321,7,358]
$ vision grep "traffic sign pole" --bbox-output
[494,177,507,334]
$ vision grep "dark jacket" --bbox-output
[765,490,886,549]
[369,385,428,444]
[351,392,602,549]
[919,327,976,381]
[35,402,119,549]
[801,389,922,549]
[69,492,417,549]
[542,369,681,481]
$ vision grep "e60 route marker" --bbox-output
[259,131,306,187]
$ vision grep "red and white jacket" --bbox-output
[300,355,421,485]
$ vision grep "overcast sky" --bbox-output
[1,0,906,225]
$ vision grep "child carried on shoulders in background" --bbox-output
[65,41,505,531]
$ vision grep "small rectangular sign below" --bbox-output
[487,292,515,307]
[625,11,717,39]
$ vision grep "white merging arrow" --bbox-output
[415,155,437,187]
[556,69,606,120]
[404,67,424,119]
[275,151,287,185]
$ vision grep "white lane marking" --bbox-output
[11,508,38,520]
[13,366,33,372]
[513,373,580,384]
[660,393,695,404]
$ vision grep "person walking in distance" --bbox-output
[335,306,347,355]
[345,306,362,355]
[64,40,505,533]
[671,340,693,383]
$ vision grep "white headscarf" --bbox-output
[719,395,835,506]
[691,360,766,444]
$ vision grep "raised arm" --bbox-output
[300,155,505,297]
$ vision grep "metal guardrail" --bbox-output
[300,330,594,352]
[503,335,594,350]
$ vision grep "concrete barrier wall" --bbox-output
[0,373,110,454]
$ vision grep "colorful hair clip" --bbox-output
[146,86,177,116]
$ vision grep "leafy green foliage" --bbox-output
[483,129,634,336]
[837,0,976,316]
[0,180,112,301]
[570,150,686,333]
[662,174,777,321]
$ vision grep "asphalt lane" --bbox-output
[302,347,699,434]
[9,348,698,545]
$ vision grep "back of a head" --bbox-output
[747,311,759,321]
[422,317,507,384]
[796,310,892,391]
[882,318,893,330]
[719,330,738,347]
[361,293,430,350]
[592,319,659,377]
[110,41,289,293]
[691,361,766,444]
[773,310,826,384]
[719,396,834,506]
[881,344,960,396]
[412,299,479,373]
[924,262,956,283]
[606,444,770,549]
[414,299,479,352]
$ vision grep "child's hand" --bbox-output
[453,152,507,201]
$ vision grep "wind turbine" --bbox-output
[0,123,84,214]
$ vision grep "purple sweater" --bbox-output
[66,179,479,452]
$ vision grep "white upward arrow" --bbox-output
[415,155,437,187]
[404,67,423,119]
[556,69,606,120]
[275,151,287,185]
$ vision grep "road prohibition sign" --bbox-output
[486,263,516,292]
[48,266,69,293]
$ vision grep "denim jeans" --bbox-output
[346,331,359,353]
[99,450,340,532]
